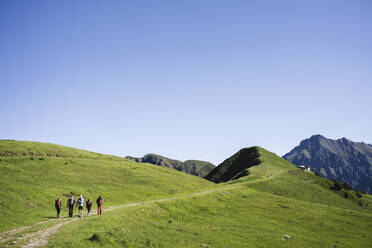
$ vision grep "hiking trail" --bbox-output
[0,170,284,247]
[0,187,232,247]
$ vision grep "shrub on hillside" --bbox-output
[314,171,321,177]
[355,191,363,198]
[331,181,342,191]
[89,233,101,243]
[343,192,348,198]
[342,182,352,191]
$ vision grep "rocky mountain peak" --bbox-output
[283,135,372,193]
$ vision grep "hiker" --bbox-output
[86,199,92,216]
[55,198,62,218]
[96,196,103,215]
[67,196,75,217]
[77,195,84,217]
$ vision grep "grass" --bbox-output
[205,147,261,183]
[182,160,215,177]
[128,154,215,177]
[236,148,372,212]
[0,140,120,160]
[0,141,215,232]
[48,187,372,248]
[2,141,372,247]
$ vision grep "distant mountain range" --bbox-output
[125,154,215,177]
[283,135,372,193]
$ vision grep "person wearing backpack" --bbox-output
[55,198,62,218]
[67,196,75,217]
[77,195,84,217]
[86,199,92,216]
[96,196,103,215]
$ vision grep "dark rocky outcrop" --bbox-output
[205,147,261,183]
[283,135,372,193]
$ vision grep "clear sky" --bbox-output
[1,0,371,164]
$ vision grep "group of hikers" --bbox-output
[54,195,103,218]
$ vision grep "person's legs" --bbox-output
[57,207,60,218]
[78,206,83,217]
[69,206,73,217]
[98,206,102,215]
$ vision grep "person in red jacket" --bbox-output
[96,196,103,215]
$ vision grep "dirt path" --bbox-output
[0,187,232,247]
[0,218,64,245]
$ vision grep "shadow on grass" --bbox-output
[42,216,70,219]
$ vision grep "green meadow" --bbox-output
[48,187,372,248]
[0,140,214,232]
[1,141,371,247]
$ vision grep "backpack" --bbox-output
[55,199,60,208]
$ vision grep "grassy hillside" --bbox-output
[126,154,215,177]
[233,147,372,211]
[205,147,261,183]
[46,146,372,247]
[2,142,372,247]
[0,140,119,160]
[181,160,215,177]
[0,140,215,232]
[48,186,372,248]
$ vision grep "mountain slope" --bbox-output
[0,140,119,160]
[47,146,372,248]
[206,146,371,210]
[205,147,261,183]
[283,135,372,193]
[2,140,372,248]
[49,185,372,248]
[126,154,215,177]
[0,140,214,232]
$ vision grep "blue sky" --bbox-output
[1,0,371,164]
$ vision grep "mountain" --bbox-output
[283,135,372,193]
[52,146,372,247]
[205,147,261,183]
[2,140,372,247]
[125,154,215,177]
